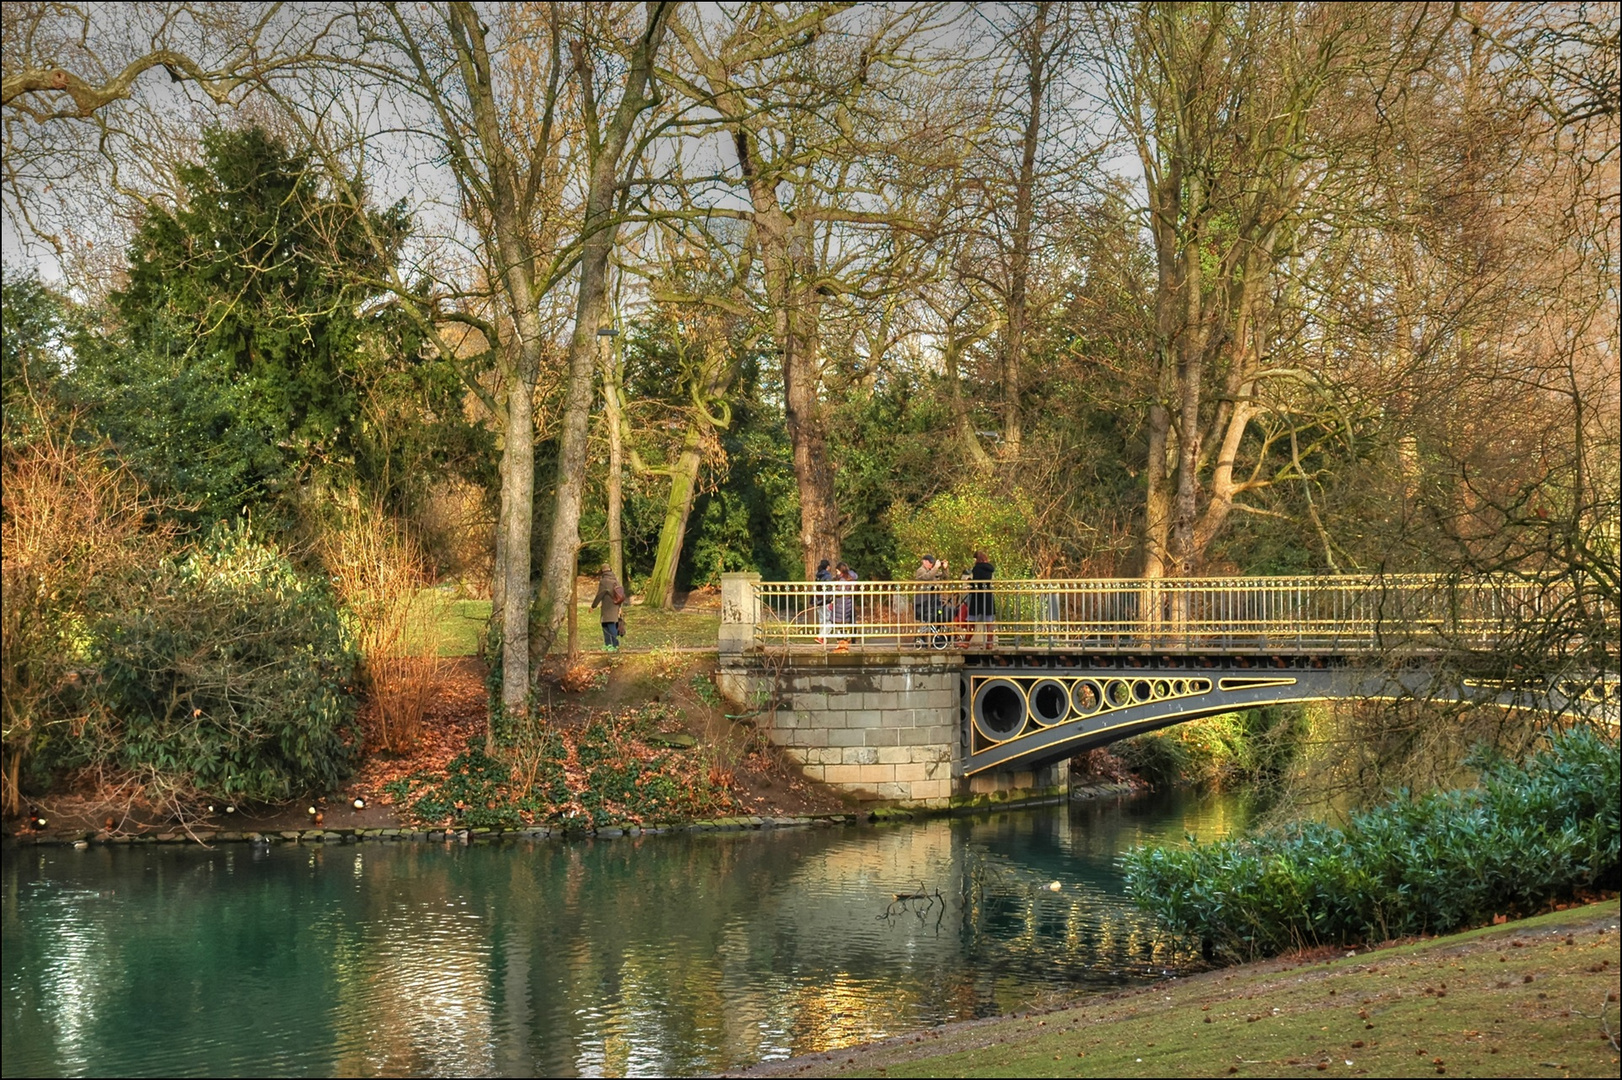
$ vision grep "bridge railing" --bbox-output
[749,574,1560,654]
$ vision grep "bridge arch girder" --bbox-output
[962,662,1618,776]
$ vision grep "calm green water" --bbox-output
[2,791,1249,1077]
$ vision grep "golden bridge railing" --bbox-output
[750,575,1562,654]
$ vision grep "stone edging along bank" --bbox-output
[3,781,1137,848]
[5,814,856,848]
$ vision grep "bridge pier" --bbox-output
[720,574,1070,808]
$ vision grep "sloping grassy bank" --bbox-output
[744,899,1620,1078]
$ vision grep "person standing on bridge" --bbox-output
[913,554,947,646]
[966,550,996,649]
[832,561,859,651]
[815,559,835,645]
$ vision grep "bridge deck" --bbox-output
[748,574,1559,655]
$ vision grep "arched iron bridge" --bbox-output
[736,574,1618,776]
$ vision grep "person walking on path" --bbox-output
[590,564,626,650]
[966,550,996,649]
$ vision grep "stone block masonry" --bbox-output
[716,573,1069,809]
[719,647,964,807]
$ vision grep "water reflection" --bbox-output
[3,790,1247,1077]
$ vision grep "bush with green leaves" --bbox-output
[92,522,358,805]
[1121,727,1620,960]
[890,481,1037,578]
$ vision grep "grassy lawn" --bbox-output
[769,899,1621,1078]
[421,596,719,657]
[434,598,492,657]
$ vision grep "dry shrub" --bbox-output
[557,662,608,694]
[323,500,447,753]
[0,427,168,815]
[418,478,493,591]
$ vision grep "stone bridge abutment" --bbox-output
[719,574,1067,807]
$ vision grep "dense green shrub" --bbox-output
[890,481,1037,578]
[92,522,358,804]
[1121,727,1620,959]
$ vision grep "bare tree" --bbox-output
[1082,4,1412,578]
[531,2,674,656]
[1,3,359,289]
[668,2,962,574]
[253,2,671,716]
[980,2,1092,463]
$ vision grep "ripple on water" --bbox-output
[3,790,1248,1077]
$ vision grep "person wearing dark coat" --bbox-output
[814,559,835,643]
[966,550,996,649]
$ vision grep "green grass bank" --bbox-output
[424,595,720,657]
[741,899,1621,1079]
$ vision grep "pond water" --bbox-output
[2,790,1251,1077]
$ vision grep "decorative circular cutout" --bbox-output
[1071,680,1101,714]
[1132,679,1153,703]
[1027,679,1070,727]
[973,679,1028,742]
[1105,679,1132,708]
[1172,679,1188,695]
[1152,679,1171,698]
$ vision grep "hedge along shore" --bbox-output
[3,777,1150,848]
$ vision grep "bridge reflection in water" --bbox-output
[729,575,1617,784]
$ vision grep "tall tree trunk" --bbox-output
[782,280,838,576]
[1141,152,1184,581]
[447,2,541,717]
[497,358,535,715]
[1169,219,1209,578]
[944,333,993,468]
[602,338,625,586]
[490,424,508,636]
[753,198,837,576]
[1000,2,1049,462]
[534,5,672,656]
[644,423,706,608]
[1142,397,1173,579]
[643,341,736,608]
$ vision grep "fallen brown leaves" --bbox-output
[346,657,488,806]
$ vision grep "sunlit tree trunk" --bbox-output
[533,4,673,656]
[644,427,705,609]
[641,341,736,608]
[602,339,626,587]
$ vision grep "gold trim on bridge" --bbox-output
[967,672,1216,750]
